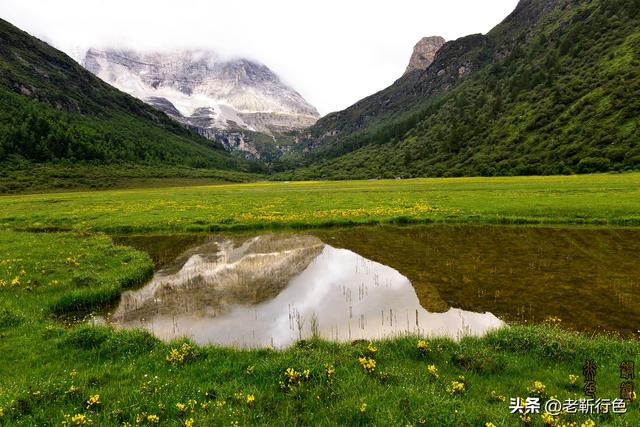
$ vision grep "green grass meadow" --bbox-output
[1,174,639,425]
[1,173,640,234]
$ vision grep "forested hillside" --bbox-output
[278,0,640,179]
[0,18,257,173]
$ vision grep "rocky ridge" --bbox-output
[404,36,446,75]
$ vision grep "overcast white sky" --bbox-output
[0,0,518,115]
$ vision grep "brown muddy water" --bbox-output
[109,225,640,347]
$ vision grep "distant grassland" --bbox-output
[0,173,639,233]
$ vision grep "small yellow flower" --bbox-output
[246,394,255,406]
[358,356,377,373]
[581,420,595,427]
[490,390,506,402]
[530,381,546,395]
[284,367,301,386]
[66,385,79,394]
[568,374,579,385]
[629,391,637,402]
[86,394,100,409]
[10,276,20,287]
[185,418,195,427]
[70,414,90,425]
[427,364,439,378]
[147,414,160,424]
[176,402,186,413]
[166,343,196,364]
[520,413,531,424]
[245,365,255,374]
[485,423,497,427]
[359,403,367,413]
[325,364,336,381]
[417,340,429,352]
[447,380,465,395]
[541,412,558,426]
[367,342,378,355]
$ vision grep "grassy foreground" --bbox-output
[0,232,638,426]
[0,173,640,234]
[1,174,639,425]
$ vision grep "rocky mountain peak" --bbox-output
[404,36,446,75]
[82,48,319,134]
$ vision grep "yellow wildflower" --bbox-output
[581,420,595,427]
[447,380,465,395]
[427,364,439,378]
[541,412,553,425]
[166,343,196,364]
[486,423,497,427]
[10,277,20,287]
[185,418,195,427]
[367,342,378,355]
[325,364,336,381]
[86,394,100,409]
[359,403,367,413]
[530,381,546,395]
[568,374,579,385]
[246,394,255,406]
[490,390,506,402]
[283,367,304,388]
[70,414,90,425]
[358,356,377,373]
[176,402,186,413]
[417,340,429,352]
[147,414,159,424]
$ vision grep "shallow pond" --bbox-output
[112,225,640,347]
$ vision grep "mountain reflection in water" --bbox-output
[112,234,503,348]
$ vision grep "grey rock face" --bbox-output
[82,48,320,158]
[404,36,446,75]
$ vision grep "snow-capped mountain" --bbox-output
[82,48,319,156]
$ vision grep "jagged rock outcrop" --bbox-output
[404,36,446,75]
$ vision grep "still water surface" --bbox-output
[112,225,640,347]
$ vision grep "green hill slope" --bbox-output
[0,18,259,178]
[279,0,640,179]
